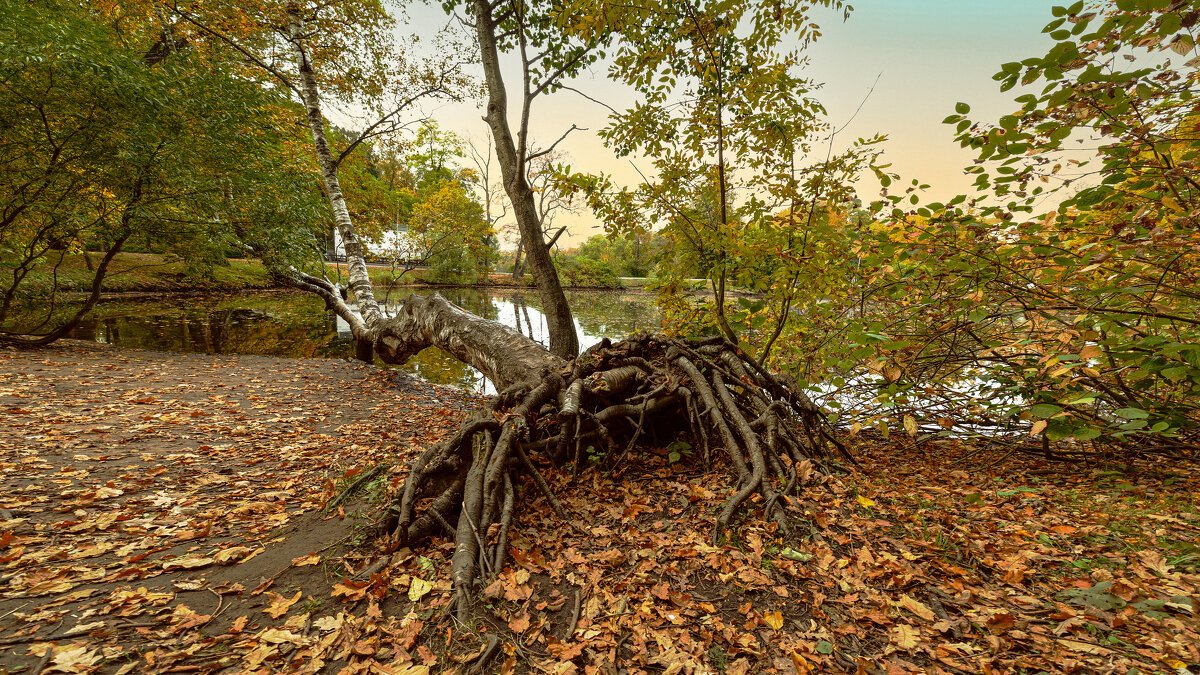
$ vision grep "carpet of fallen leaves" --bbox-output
[2,341,1198,675]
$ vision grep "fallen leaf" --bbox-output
[264,590,301,618]
[408,577,432,602]
[892,624,920,650]
[161,555,213,571]
[763,610,783,630]
[896,594,936,622]
[213,546,255,565]
[508,613,531,632]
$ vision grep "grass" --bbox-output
[3,252,278,293]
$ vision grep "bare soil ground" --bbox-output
[1,342,1198,675]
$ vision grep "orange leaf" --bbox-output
[763,610,784,630]
[291,553,321,566]
[264,590,302,618]
[508,613,530,633]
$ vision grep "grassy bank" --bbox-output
[6,253,664,294]
[3,252,278,293]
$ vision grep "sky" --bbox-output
[389,1,1064,249]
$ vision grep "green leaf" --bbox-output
[1030,403,1063,418]
[816,640,834,655]
[955,101,971,114]
[1115,408,1149,419]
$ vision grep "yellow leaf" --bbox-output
[1030,420,1048,436]
[856,494,875,509]
[891,624,920,650]
[259,627,304,644]
[408,577,432,602]
[763,610,783,630]
[903,415,918,436]
[264,590,301,619]
[213,546,255,565]
[897,594,936,621]
[161,555,213,571]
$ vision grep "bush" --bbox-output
[558,257,621,288]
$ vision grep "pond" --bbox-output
[65,288,661,393]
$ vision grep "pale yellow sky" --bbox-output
[368,1,1062,250]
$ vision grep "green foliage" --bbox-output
[557,256,621,288]
[0,0,324,336]
[566,232,661,278]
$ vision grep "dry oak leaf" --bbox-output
[264,590,301,618]
[230,615,249,633]
[891,624,920,650]
[896,594,937,622]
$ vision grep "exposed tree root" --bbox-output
[384,332,848,620]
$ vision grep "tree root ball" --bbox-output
[382,332,850,619]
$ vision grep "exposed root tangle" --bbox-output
[390,333,843,619]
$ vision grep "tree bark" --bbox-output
[288,16,382,330]
[471,0,578,360]
[374,292,562,391]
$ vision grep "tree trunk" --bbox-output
[374,292,561,391]
[471,0,578,360]
[511,239,524,281]
[289,16,382,331]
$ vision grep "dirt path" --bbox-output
[0,341,480,674]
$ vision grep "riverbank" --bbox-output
[2,341,1196,674]
[11,252,662,295]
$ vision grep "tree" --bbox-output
[438,0,609,358]
[0,0,323,344]
[805,0,1200,458]
[566,0,884,363]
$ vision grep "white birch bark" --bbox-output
[288,17,382,330]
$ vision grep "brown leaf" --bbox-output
[508,613,531,633]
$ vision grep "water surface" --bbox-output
[67,288,660,392]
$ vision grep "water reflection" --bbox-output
[67,289,659,392]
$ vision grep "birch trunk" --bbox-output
[282,14,568,389]
[288,19,382,332]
